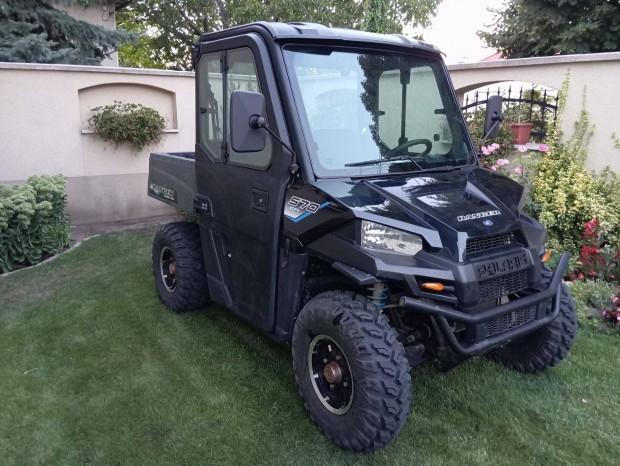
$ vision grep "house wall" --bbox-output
[59,2,119,67]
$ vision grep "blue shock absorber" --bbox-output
[368,282,388,311]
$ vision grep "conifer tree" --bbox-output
[0,0,131,65]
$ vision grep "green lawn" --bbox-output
[1,228,618,465]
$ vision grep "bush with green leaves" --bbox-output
[569,280,620,335]
[0,175,70,273]
[88,101,166,151]
[531,82,620,255]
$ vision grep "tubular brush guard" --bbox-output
[399,253,570,356]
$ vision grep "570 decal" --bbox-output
[284,196,329,223]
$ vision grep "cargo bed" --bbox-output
[147,152,196,212]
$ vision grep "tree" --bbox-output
[117,0,441,70]
[0,0,132,65]
[363,0,389,34]
[479,0,620,58]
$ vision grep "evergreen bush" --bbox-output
[0,175,70,273]
[0,0,132,65]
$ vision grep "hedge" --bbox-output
[0,175,70,273]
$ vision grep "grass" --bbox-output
[1,227,619,465]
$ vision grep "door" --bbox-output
[194,34,291,333]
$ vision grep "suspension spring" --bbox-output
[368,281,388,312]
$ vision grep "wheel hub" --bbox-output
[323,362,342,384]
[159,246,177,292]
[308,334,354,415]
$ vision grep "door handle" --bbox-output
[251,188,269,212]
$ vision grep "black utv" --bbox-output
[147,22,576,452]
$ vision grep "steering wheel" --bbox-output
[385,138,432,158]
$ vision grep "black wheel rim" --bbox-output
[159,246,177,292]
[308,334,354,415]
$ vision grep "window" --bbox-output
[197,48,272,169]
[226,48,272,169]
[378,66,452,152]
[283,46,473,178]
[197,52,223,159]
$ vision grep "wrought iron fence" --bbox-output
[462,86,560,141]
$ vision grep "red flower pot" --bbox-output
[510,123,534,145]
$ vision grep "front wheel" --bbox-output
[292,291,411,452]
[486,276,577,373]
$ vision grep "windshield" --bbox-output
[283,46,475,178]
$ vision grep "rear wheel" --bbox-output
[486,271,577,373]
[292,291,411,452]
[152,222,210,312]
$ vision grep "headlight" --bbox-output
[360,220,423,256]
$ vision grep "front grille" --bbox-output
[478,270,528,302]
[486,306,536,337]
[466,232,517,255]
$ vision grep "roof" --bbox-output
[198,22,442,55]
[481,52,504,62]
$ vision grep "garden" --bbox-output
[465,80,620,333]
[1,81,619,464]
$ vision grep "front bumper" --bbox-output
[398,253,569,356]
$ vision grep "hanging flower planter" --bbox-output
[509,122,534,145]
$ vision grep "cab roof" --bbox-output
[198,21,443,55]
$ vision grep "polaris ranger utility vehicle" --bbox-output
[148,22,576,452]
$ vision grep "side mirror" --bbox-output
[230,90,267,153]
[483,95,503,138]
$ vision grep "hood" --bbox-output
[313,167,525,258]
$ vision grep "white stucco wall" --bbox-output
[0,63,194,224]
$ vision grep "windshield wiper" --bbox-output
[418,165,465,173]
[345,155,423,170]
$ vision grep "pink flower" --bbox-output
[490,165,498,171]
[516,145,528,153]
[513,167,524,175]
[496,158,510,166]
[538,144,549,153]
[481,144,501,156]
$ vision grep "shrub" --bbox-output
[88,101,166,151]
[531,82,620,255]
[569,280,615,326]
[0,175,70,273]
[602,291,620,328]
[570,280,620,334]
[566,218,620,282]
